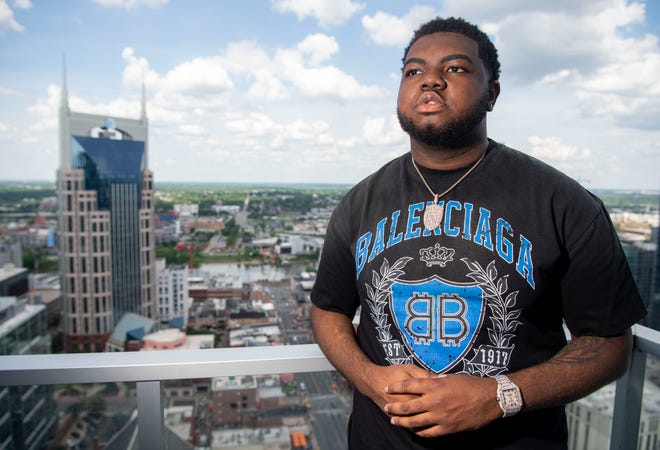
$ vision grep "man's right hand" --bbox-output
[359,363,432,411]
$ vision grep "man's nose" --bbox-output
[421,72,447,90]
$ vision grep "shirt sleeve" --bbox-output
[560,200,647,337]
[310,202,361,317]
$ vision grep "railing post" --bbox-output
[136,380,165,449]
[609,336,646,450]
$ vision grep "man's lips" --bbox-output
[415,92,445,112]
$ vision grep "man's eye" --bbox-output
[447,66,466,73]
[405,68,422,77]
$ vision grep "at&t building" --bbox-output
[57,67,156,352]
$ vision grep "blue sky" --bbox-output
[0,0,659,190]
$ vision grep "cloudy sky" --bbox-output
[0,0,658,190]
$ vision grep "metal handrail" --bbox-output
[0,344,334,449]
[610,324,660,450]
[1,326,658,449]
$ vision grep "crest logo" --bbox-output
[390,276,485,373]
[419,243,455,267]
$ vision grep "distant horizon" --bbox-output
[0,179,657,195]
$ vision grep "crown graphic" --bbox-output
[419,243,455,267]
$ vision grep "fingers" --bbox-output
[386,408,448,438]
[385,374,446,395]
[384,397,459,438]
[384,397,417,415]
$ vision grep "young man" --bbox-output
[310,17,646,449]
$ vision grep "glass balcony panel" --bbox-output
[1,326,658,450]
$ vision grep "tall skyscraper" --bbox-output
[57,64,156,352]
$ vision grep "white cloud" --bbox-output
[0,85,20,96]
[122,36,386,106]
[228,36,387,102]
[276,54,386,101]
[491,2,648,82]
[176,124,206,136]
[362,6,437,47]
[27,84,60,130]
[223,41,290,101]
[223,111,335,149]
[224,112,279,137]
[528,136,592,162]
[297,33,339,66]
[414,0,660,131]
[121,47,158,88]
[0,120,16,139]
[273,119,332,147]
[161,57,234,95]
[246,77,290,101]
[122,47,233,96]
[362,115,406,147]
[0,0,24,34]
[92,0,168,9]
[271,0,365,28]
[13,0,31,9]
[442,0,616,22]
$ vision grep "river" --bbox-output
[198,261,314,283]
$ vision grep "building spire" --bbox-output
[61,54,69,111]
[59,54,71,168]
[140,72,147,122]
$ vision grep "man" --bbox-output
[310,16,646,449]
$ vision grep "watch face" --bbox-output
[502,388,520,408]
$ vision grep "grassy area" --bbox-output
[198,252,262,264]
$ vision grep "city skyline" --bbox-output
[1,0,659,190]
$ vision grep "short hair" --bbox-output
[402,17,501,81]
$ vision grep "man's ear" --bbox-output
[488,80,501,111]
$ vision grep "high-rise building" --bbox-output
[621,238,657,328]
[57,64,156,352]
[0,297,56,449]
[155,258,190,324]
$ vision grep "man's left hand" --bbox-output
[383,374,502,437]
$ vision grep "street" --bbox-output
[269,282,351,450]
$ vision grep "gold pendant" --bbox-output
[423,195,443,231]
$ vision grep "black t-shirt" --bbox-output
[311,140,646,449]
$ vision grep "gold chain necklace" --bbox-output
[411,150,486,231]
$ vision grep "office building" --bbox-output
[0,239,22,268]
[621,239,657,328]
[566,377,660,450]
[0,297,56,449]
[0,264,28,298]
[156,258,189,324]
[57,65,156,351]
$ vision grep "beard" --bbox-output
[397,92,490,149]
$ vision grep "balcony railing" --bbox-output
[1,325,658,450]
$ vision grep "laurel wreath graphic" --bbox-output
[365,257,412,352]
[461,258,522,376]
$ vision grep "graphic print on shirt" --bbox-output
[365,254,522,376]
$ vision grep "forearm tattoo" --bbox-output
[549,336,606,366]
